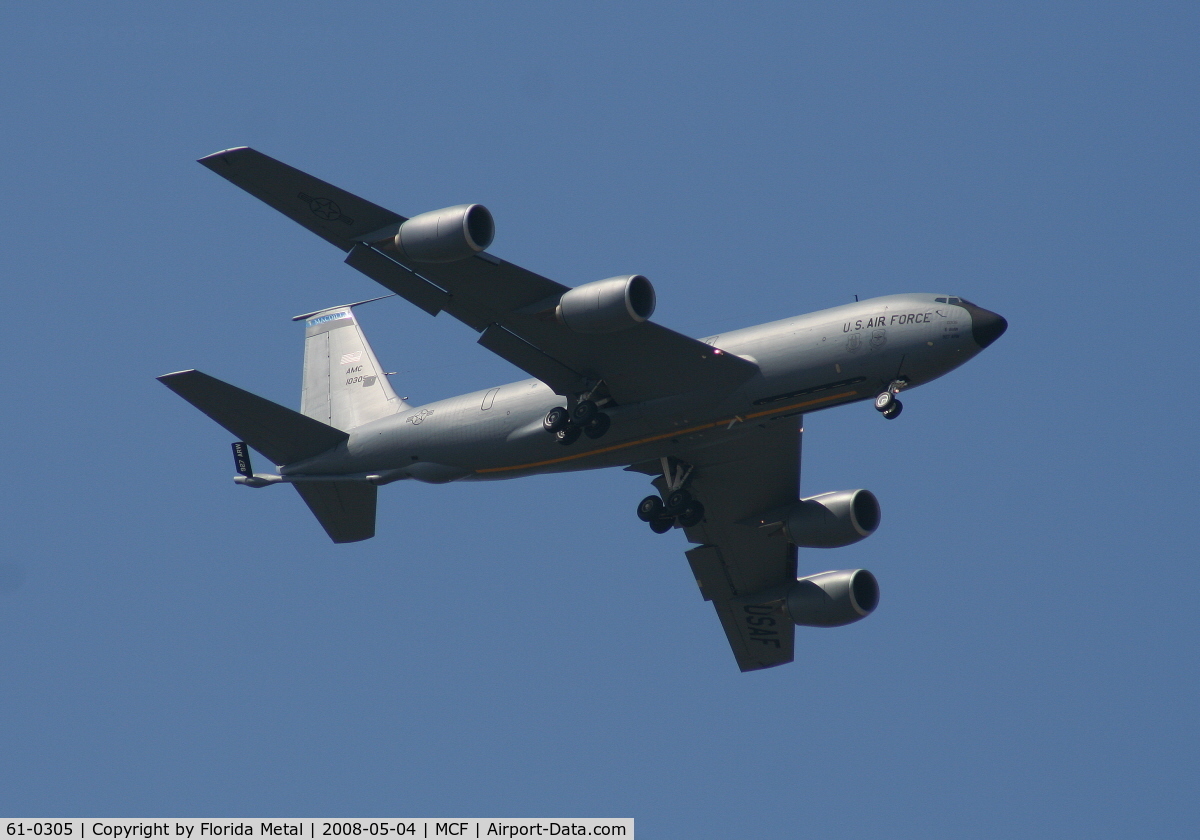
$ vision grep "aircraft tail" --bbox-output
[297,302,408,431]
[157,369,377,544]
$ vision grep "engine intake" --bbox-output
[556,274,656,334]
[785,569,879,627]
[394,204,494,262]
[783,489,880,548]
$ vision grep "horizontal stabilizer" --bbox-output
[294,482,377,543]
[198,147,405,251]
[158,369,347,466]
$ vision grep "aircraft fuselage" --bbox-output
[287,293,1000,482]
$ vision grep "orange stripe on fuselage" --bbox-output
[475,390,859,475]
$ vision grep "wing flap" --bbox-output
[499,315,758,404]
[477,324,586,396]
[344,244,450,316]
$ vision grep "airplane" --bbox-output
[160,147,1007,671]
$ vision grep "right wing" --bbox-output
[200,147,757,405]
[644,415,804,671]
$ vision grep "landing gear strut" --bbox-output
[637,457,705,533]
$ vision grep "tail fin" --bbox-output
[297,303,408,431]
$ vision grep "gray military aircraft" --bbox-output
[160,148,1006,671]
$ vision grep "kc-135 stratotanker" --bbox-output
[161,148,1007,670]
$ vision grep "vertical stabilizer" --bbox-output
[300,305,408,430]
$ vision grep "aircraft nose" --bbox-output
[964,304,1008,349]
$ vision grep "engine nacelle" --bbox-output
[783,489,880,548]
[556,274,656,334]
[394,204,494,262]
[785,569,879,627]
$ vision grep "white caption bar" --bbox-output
[2,821,633,840]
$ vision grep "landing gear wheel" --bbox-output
[636,495,664,522]
[649,517,675,534]
[583,411,611,439]
[677,500,705,528]
[571,400,598,426]
[664,488,692,516]
[882,400,903,420]
[543,406,570,433]
[555,425,582,445]
[874,391,895,412]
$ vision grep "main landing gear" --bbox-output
[636,457,705,533]
[542,388,613,446]
[874,379,907,420]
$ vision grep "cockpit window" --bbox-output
[935,297,947,303]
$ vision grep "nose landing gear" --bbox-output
[874,379,907,420]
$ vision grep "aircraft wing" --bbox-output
[200,147,757,405]
[198,147,405,251]
[666,416,803,671]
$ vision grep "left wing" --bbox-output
[655,415,803,671]
[350,243,757,404]
[200,147,757,405]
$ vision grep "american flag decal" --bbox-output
[340,351,362,365]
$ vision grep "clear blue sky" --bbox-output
[2,2,1196,836]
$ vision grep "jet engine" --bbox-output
[785,569,879,627]
[393,204,494,262]
[783,489,880,548]
[556,274,656,334]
